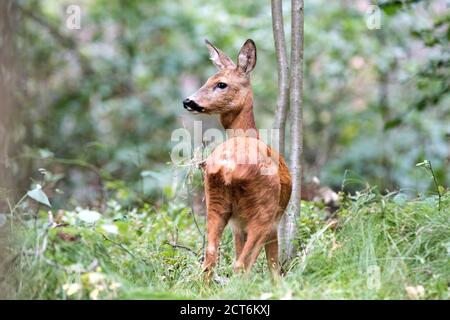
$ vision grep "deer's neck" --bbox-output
[220,93,257,138]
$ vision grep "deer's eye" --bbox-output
[216,82,227,89]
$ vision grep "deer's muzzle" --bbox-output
[183,98,205,113]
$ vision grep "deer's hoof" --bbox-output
[232,261,245,273]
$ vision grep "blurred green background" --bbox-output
[0,0,449,301]
[5,0,450,208]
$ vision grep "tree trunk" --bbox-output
[0,0,19,204]
[0,0,19,299]
[280,0,304,262]
[271,0,290,156]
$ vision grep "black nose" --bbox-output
[183,98,193,107]
[183,98,205,112]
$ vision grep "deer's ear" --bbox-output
[205,39,235,70]
[237,39,257,74]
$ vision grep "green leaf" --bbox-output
[27,185,52,207]
[438,185,445,195]
[384,118,402,130]
[380,1,403,16]
[380,0,422,16]
[415,160,429,168]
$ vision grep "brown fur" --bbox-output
[185,39,292,276]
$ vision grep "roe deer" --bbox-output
[183,39,292,276]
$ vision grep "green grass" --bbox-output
[11,190,450,299]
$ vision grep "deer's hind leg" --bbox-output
[264,229,280,275]
[202,176,231,278]
[230,222,246,262]
[232,207,278,273]
[233,180,280,273]
[233,222,273,273]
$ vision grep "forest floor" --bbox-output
[11,189,450,299]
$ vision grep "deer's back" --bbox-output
[205,137,292,214]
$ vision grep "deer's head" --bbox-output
[183,39,257,115]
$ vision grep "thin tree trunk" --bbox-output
[271,0,290,156]
[281,0,304,262]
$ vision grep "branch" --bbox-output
[164,241,198,257]
[187,170,205,258]
[271,0,290,156]
[101,234,149,265]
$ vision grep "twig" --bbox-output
[427,161,442,211]
[164,241,198,257]
[417,160,443,211]
[33,204,40,258]
[9,194,28,216]
[187,169,205,257]
[101,234,149,265]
